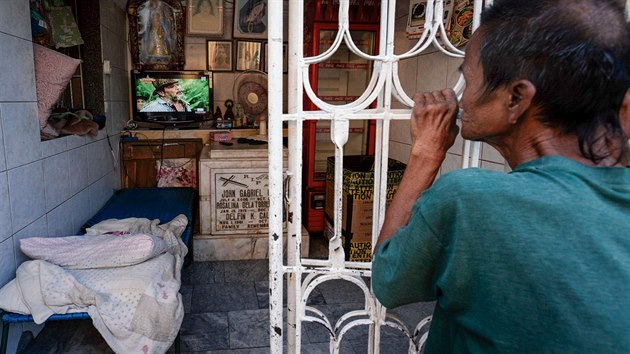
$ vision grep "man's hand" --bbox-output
[374,89,460,252]
[410,89,460,160]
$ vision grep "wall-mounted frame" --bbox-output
[233,0,267,39]
[236,41,262,71]
[264,42,288,73]
[207,40,233,71]
[127,0,186,71]
[187,0,225,36]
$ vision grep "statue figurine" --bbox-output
[213,106,223,120]
[234,103,246,128]
[224,99,235,121]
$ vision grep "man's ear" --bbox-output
[619,90,630,136]
[506,79,536,124]
[619,90,630,166]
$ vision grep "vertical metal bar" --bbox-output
[331,118,349,268]
[462,140,471,168]
[471,142,481,168]
[268,0,284,353]
[286,0,305,351]
[371,1,397,353]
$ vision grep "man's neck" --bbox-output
[487,116,625,169]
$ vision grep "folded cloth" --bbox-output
[0,215,189,354]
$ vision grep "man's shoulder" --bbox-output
[433,168,511,194]
[141,99,167,112]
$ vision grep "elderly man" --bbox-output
[141,79,190,112]
[371,0,630,353]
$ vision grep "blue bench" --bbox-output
[1,187,196,354]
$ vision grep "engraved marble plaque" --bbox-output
[213,170,270,233]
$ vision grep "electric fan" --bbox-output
[232,70,268,137]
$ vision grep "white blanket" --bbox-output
[0,215,188,354]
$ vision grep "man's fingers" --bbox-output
[412,92,426,105]
[413,89,460,120]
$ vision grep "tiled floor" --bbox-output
[19,237,435,353]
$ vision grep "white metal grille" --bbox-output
[267,1,487,352]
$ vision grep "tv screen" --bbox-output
[131,70,213,127]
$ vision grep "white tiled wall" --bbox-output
[390,3,508,176]
[0,1,128,352]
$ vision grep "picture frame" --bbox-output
[264,42,288,73]
[127,0,186,71]
[233,0,268,39]
[236,41,262,71]
[187,0,225,36]
[207,40,233,71]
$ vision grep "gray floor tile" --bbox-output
[224,259,269,282]
[255,279,327,309]
[181,284,193,314]
[204,348,271,354]
[302,302,366,344]
[300,342,332,353]
[187,261,225,285]
[178,312,229,352]
[228,309,270,349]
[315,278,370,305]
[192,282,259,313]
[387,301,435,335]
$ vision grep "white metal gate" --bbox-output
[267,1,486,352]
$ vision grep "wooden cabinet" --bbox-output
[120,138,203,188]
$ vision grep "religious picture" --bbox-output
[187,0,224,36]
[138,0,176,64]
[128,0,185,70]
[207,40,233,71]
[236,41,261,71]
[233,0,267,39]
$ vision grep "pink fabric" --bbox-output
[33,44,81,134]
[156,158,197,188]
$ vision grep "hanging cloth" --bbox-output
[47,6,84,48]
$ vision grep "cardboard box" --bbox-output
[324,155,406,261]
[210,131,232,142]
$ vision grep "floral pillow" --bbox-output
[156,158,197,188]
[33,43,81,137]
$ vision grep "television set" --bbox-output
[130,70,213,128]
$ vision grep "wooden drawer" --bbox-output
[120,138,203,189]
[122,140,199,160]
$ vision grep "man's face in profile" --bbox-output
[161,83,184,102]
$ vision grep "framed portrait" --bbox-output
[187,0,224,36]
[207,40,233,71]
[236,41,262,71]
[264,42,288,73]
[233,0,267,39]
[127,0,186,71]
